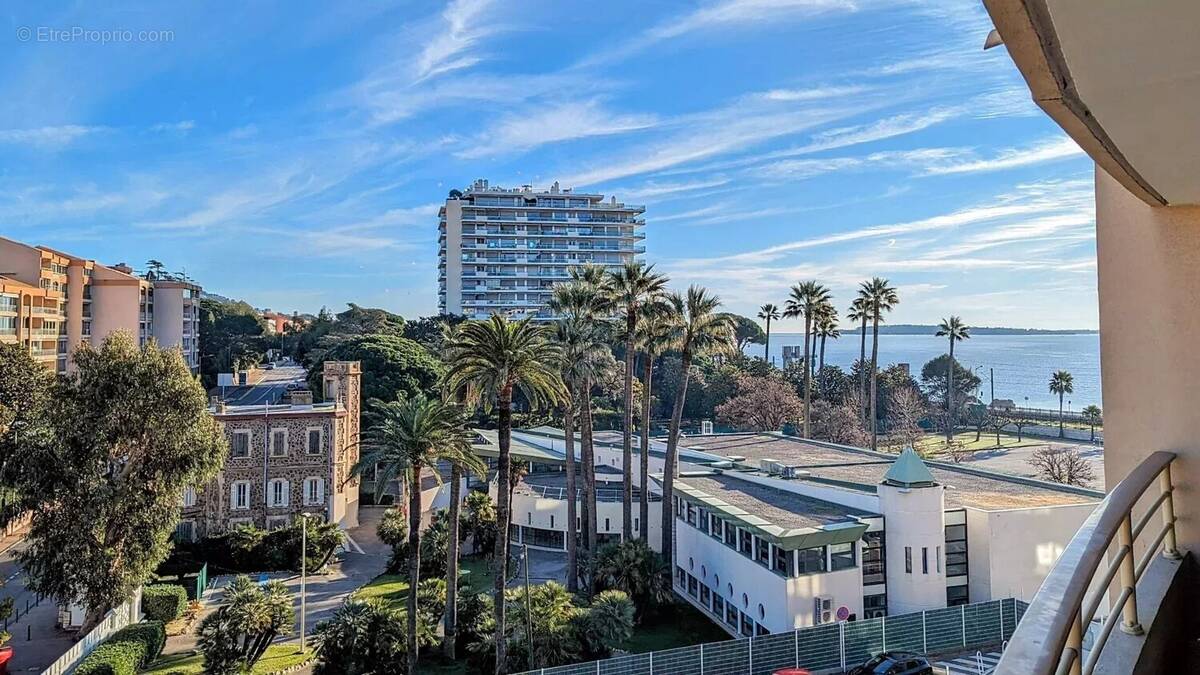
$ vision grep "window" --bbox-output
[687,575,698,598]
[696,507,709,533]
[712,594,725,618]
[270,428,288,457]
[304,477,325,505]
[267,516,291,531]
[676,566,686,588]
[231,430,251,458]
[710,516,724,540]
[947,585,969,606]
[738,529,753,557]
[797,547,828,574]
[755,537,771,567]
[181,485,197,508]
[936,546,942,573]
[725,603,739,628]
[831,542,856,571]
[550,515,555,528]
[604,517,610,531]
[905,546,912,574]
[269,479,290,507]
[773,547,794,577]
[232,481,251,510]
[700,585,710,607]
[863,593,887,619]
[724,523,738,549]
[862,531,886,585]
[307,428,323,454]
[922,547,929,574]
[945,524,969,577]
[755,623,770,636]
[685,502,696,526]
[740,613,754,637]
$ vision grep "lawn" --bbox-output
[914,431,1041,457]
[141,644,313,674]
[620,601,731,653]
[356,555,493,610]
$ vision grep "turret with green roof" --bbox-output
[882,447,937,488]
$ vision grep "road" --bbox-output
[216,365,307,406]
[0,536,39,619]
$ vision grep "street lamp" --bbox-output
[298,513,314,654]
[521,543,533,668]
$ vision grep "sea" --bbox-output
[751,332,1101,410]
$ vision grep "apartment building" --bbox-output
[438,179,646,320]
[178,361,362,540]
[494,428,1099,637]
[0,237,201,373]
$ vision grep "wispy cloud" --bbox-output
[0,125,103,148]
[922,136,1084,175]
[758,85,870,102]
[456,100,657,158]
[150,121,195,134]
[413,0,498,83]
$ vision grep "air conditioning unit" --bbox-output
[813,596,834,625]
[782,465,811,480]
[760,458,782,475]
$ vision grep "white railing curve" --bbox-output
[995,451,1181,675]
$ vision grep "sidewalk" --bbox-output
[5,600,75,673]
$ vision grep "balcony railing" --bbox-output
[996,451,1181,675]
[515,484,661,503]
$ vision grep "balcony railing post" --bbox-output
[1066,611,1083,675]
[1117,515,1144,635]
[1160,464,1181,560]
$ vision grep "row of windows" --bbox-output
[230,428,325,458]
[675,567,770,638]
[945,523,969,577]
[229,477,326,509]
[678,497,856,577]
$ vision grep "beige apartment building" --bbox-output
[0,236,201,373]
[178,361,362,540]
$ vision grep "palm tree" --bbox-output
[635,301,680,543]
[848,298,869,425]
[860,278,899,450]
[935,316,971,442]
[660,287,734,567]
[1082,404,1102,442]
[548,281,611,593]
[609,261,668,542]
[783,281,832,438]
[437,321,473,660]
[815,305,840,372]
[443,316,563,675]
[757,303,780,364]
[353,395,485,674]
[1049,370,1075,438]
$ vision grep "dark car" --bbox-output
[847,652,933,675]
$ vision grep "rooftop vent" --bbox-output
[289,389,313,406]
[782,466,811,480]
[726,455,747,463]
[760,458,782,475]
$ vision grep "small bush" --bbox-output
[143,585,188,622]
[177,520,342,573]
[74,620,166,675]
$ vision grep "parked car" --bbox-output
[847,652,933,675]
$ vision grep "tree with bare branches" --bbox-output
[1028,446,1096,486]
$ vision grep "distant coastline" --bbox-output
[830,324,1098,336]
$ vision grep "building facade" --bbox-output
[0,237,201,373]
[438,179,646,319]
[178,361,362,540]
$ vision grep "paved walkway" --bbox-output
[936,650,1002,674]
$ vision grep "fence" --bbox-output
[40,587,143,675]
[153,561,210,600]
[516,598,1027,675]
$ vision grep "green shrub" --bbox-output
[74,620,166,675]
[143,584,188,622]
[178,520,342,573]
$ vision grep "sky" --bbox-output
[0,1,1098,330]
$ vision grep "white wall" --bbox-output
[879,483,947,615]
[965,502,1096,604]
[506,486,661,551]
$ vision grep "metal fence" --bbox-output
[41,587,143,675]
[516,598,1027,675]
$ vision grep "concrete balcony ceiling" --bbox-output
[984,0,1200,205]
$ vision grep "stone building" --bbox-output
[177,361,362,540]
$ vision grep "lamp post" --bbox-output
[299,513,313,653]
[522,543,533,668]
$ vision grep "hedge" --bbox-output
[74,621,166,675]
[143,585,188,622]
[171,520,342,574]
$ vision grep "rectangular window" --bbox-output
[773,547,794,577]
[905,546,912,574]
[945,524,969,577]
[947,585,969,606]
[231,431,251,458]
[755,537,771,567]
[699,585,710,607]
[922,547,929,574]
[305,477,325,505]
[710,516,723,540]
[604,517,610,531]
[270,428,287,457]
[181,485,197,508]
[676,566,686,588]
[830,542,856,571]
[307,428,323,454]
[755,623,770,636]
[687,575,698,598]
[863,593,888,619]
[712,594,725,618]
[724,524,737,549]
[232,481,250,510]
[685,503,696,526]
[270,479,289,507]
[725,604,739,628]
[862,531,886,585]
[738,529,753,557]
[696,508,709,533]
[796,547,828,574]
[936,546,942,573]
[740,613,754,637]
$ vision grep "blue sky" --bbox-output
[0,1,1097,330]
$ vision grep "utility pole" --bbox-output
[523,543,533,668]
[990,367,995,403]
[299,513,312,653]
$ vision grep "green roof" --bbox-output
[883,447,937,487]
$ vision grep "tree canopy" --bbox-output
[919,354,981,407]
[306,333,444,404]
[722,313,766,351]
[198,298,267,387]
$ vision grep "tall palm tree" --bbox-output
[437,321,473,660]
[548,282,611,593]
[609,261,668,542]
[1082,404,1102,442]
[660,287,734,567]
[935,316,971,442]
[848,298,869,424]
[757,303,780,364]
[815,305,840,372]
[784,281,832,438]
[443,316,563,675]
[635,300,680,542]
[860,278,899,450]
[353,395,485,674]
[1049,370,1075,438]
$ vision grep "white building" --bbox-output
[437,179,646,320]
[493,429,1101,639]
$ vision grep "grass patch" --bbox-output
[356,555,495,611]
[460,555,493,594]
[915,431,1041,456]
[141,644,313,674]
[621,602,731,654]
